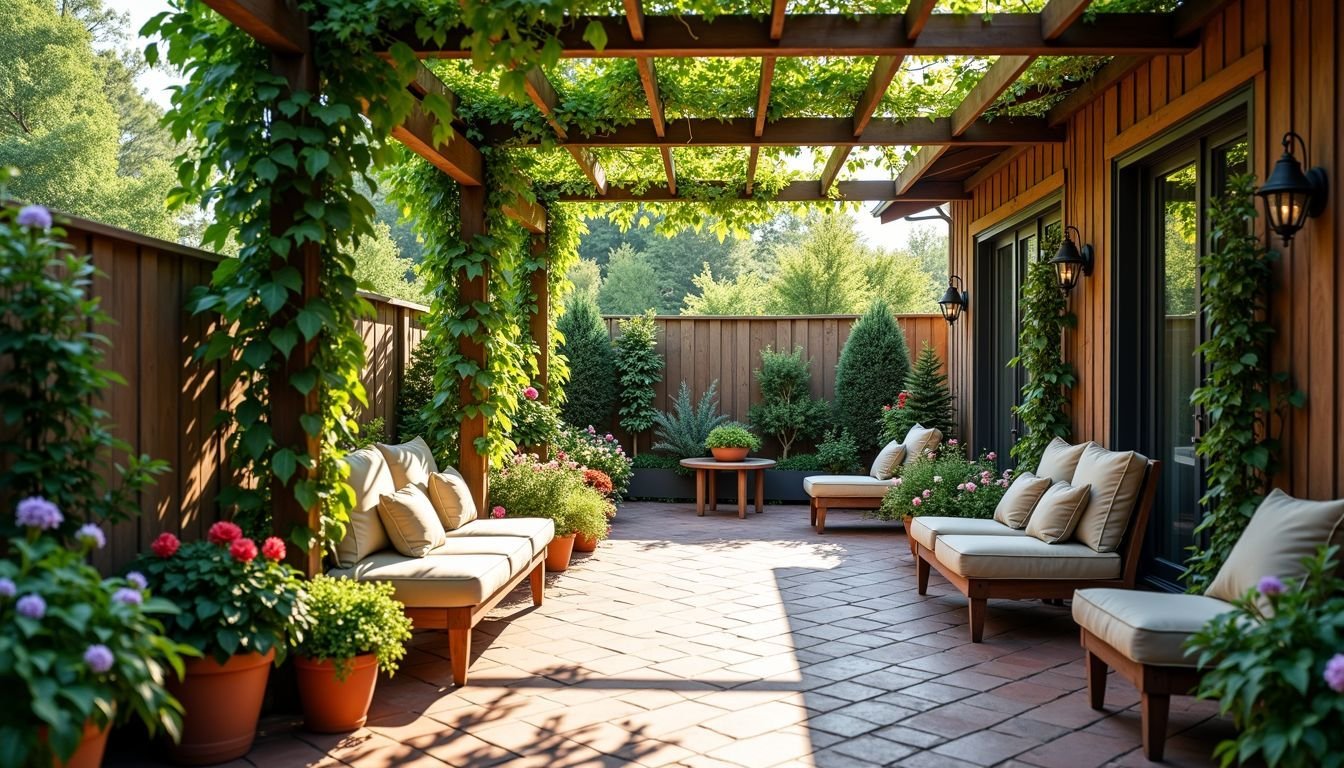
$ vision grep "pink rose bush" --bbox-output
[876,442,1009,521]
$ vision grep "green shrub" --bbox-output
[398,342,456,464]
[568,485,612,541]
[489,454,613,537]
[614,311,662,443]
[881,343,954,442]
[747,346,828,459]
[774,453,822,471]
[556,296,617,431]
[341,416,386,451]
[631,453,682,470]
[553,424,633,499]
[652,381,728,458]
[876,442,1007,520]
[511,387,562,450]
[298,576,412,680]
[833,300,911,454]
[815,429,861,474]
[705,423,761,451]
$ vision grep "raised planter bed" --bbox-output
[763,470,824,503]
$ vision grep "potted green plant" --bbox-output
[0,498,194,768]
[293,576,413,733]
[136,522,312,765]
[705,423,761,462]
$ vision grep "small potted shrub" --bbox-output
[490,454,611,572]
[136,522,312,765]
[705,423,761,462]
[294,576,413,733]
[575,469,615,552]
[1,498,193,768]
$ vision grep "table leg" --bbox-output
[755,468,764,513]
[737,470,747,519]
[695,469,705,517]
[709,470,717,511]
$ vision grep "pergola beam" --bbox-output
[554,179,968,203]
[1041,0,1096,40]
[747,0,787,196]
[204,0,308,53]
[950,55,1036,136]
[524,67,608,194]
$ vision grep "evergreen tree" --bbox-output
[890,343,955,440]
[766,213,873,315]
[599,243,663,314]
[613,312,662,448]
[748,346,828,459]
[833,300,910,454]
[556,296,617,430]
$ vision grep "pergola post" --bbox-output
[527,235,550,459]
[458,186,490,512]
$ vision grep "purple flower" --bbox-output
[15,497,62,530]
[16,594,45,619]
[84,644,114,674]
[1257,575,1285,597]
[76,523,106,550]
[113,588,142,606]
[0,578,15,598]
[16,205,52,230]
[1325,654,1344,693]
[125,571,147,590]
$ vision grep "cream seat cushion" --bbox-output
[902,424,943,464]
[428,471,478,530]
[993,472,1053,529]
[1206,489,1344,605]
[378,484,447,557]
[335,447,395,568]
[1072,445,1149,552]
[908,516,1024,551]
[934,535,1121,580]
[376,436,439,489]
[803,475,896,498]
[445,517,555,558]
[1024,481,1092,544]
[870,440,907,480]
[1035,437,1091,483]
[1073,588,1234,667]
[327,552,514,608]
[427,535,534,573]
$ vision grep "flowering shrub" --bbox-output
[297,577,413,681]
[875,442,1008,520]
[489,454,612,540]
[0,498,194,765]
[1188,547,1344,768]
[583,468,614,498]
[136,521,312,664]
[554,424,633,499]
[511,384,562,450]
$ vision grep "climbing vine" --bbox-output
[1009,231,1076,470]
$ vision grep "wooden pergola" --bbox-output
[201,0,1232,571]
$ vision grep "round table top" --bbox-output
[679,457,777,470]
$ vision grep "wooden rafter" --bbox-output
[622,0,675,194]
[501,196,548,234]
[523,68,608,194]
[205,0,308,53]
[746,0,788,196]
[393,102,485,186]
[555,179,968,203]
[1041,0,1095,40]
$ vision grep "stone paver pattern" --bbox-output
[109,502,1233,767]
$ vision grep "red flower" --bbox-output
[583,469,614,496]
[261,537,286,561]
[151,532,180,558]
[229,537,258,563]
[208,521,243,546]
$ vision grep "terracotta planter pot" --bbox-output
[46,719,109,768]
[711,447,749,462]
[546,534,576,572]
[295,654,379,733]
[573,532,599,552]
[166,649,274,765]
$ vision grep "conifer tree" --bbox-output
[887,343,955,440]
[833,300,910,454]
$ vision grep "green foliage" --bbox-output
[705,423,762,451]
[815,429,861,474]
[341,417,386,452]
[876,443,1008,520]
[652,381,728,459]
[298,576,412,680]
[767,213,873,314]
[631,453,682,471]
[882,344,955,441]
[556,295,617,430]
[599,243,664,314]
[489,453,613,538]
[0,201,169,532]
[613,311,663,441]
[397,341,455,462]
[1188,548,1344,768]
[0,516,194,766]
[511,392,562,451]
[553,425,633,500]
[1010,231,1076,470]
[353,221,427,304]
[136,527,312,666]
[833,300,911,454]
[748,346,829,459]
[682,263,770,315]
[866,252,939,315]
[1185,175,1302,591]
[774,453,823,472]
[566,258,603,303]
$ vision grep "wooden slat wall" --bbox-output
[603,314,947,453]
[948,0,1343,498]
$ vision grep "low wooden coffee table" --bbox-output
[679,457,777,519]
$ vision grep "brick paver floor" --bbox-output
[111,502,1233,767]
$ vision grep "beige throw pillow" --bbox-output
[1206,489,1344,605]
[1025,481,1092,544]
[993,472,1053,529]
[1035,437,1090,483]
[902,424,943,465]
[377,484,447,557]
[376,436,439,489]
[334,447,395,567]
[428,470,479,530]
[1071,444,1149,552]
[870,440,907,480]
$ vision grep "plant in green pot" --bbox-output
[705,423,761,463]
[294,576,413,733]
[136,523,312,765]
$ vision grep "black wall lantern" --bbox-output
[1256,131,1328,245]
[938,276,968,325]
[1049,225,1093,292]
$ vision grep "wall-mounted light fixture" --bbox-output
[1049,225,1093,292]
[938,276,968,325]
[1256,131,1328,245]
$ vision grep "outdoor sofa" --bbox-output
[804,424,942,534]
[327,437,554,685]
[911,438,1162,642]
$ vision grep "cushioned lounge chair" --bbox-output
[805,424,942,534]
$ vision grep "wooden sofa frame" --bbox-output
[1081,626,1203,761]
[404,551,546,686]
[914,459,1163,642]
[810,495,884,534]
